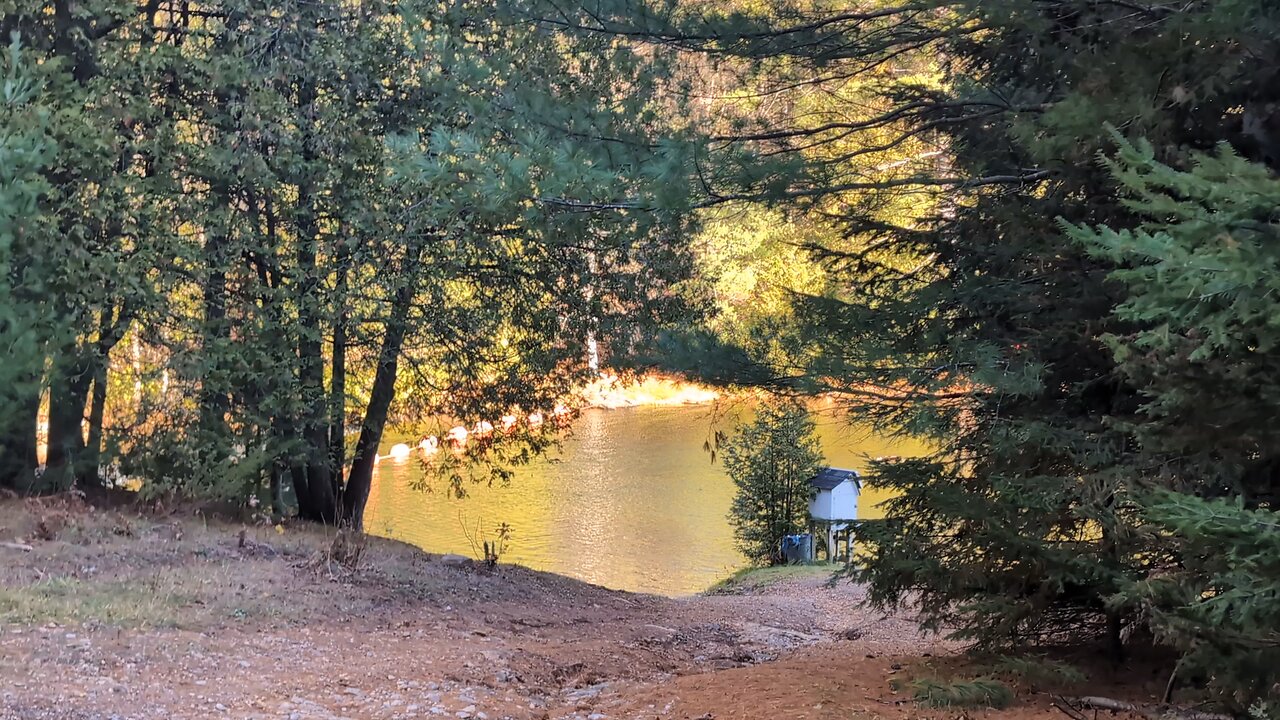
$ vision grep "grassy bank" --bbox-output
[706,564,836,595]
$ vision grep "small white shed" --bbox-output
[808,467,860,521]
[808,467,860,560]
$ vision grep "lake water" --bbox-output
[363,402,926,596]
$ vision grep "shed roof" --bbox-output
[809,467,859,491]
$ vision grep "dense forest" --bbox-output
[3,0,1280,714]
[0,0,699,526]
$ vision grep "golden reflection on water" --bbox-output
[363,404,927,596]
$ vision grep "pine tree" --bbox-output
[536,0,1280,672]
[1067,137,1280,711]
[823,0,1280,662]
[2,0,187,491]
[0,37,54,491]
[722,400,822,564]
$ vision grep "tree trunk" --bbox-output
[328,234,352,481]
[288,409,337,524]
[291,70,339,525]
[1105,608,1124,663]
[341,279,415,530]
[294,323,337,521]
[0,231,43,491]
[271,457,289,520]
[70,306,132,489]
[253,191,321,521]
[45,358,93,491]
[79,357,109,487]
[1100,499,1125,663]
[329,310,347,474]
[199,235,230,441]
[0,381,41,491]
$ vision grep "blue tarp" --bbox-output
[781,534,813,564]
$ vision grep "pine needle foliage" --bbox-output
[1067,136,1280,711]
[745,0,1280,671]
[909,677,1014,709]
[0,37,54,490]
[987,655,1086,691]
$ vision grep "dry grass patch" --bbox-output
[0,573,192,628]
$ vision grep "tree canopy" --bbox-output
[0,0,699,528]
[6,0,1280,711]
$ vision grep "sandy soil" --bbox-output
[0,497,1154,720]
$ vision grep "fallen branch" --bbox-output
[1,541,33,551]
[1050,697,1086,720]
[1058,695,1233,720]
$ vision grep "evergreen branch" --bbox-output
[515,2,938,45]
[533,166,1049,213]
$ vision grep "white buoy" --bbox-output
[446,425,468,449]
